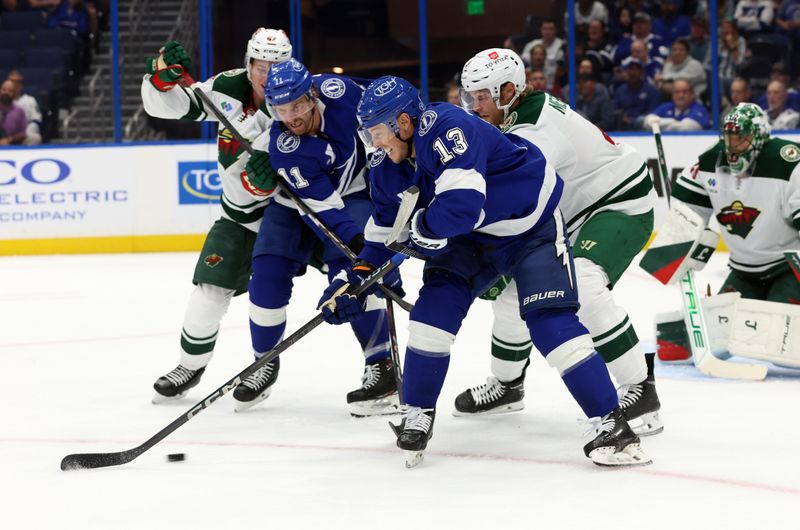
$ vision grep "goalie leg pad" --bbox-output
[728,299,800,368]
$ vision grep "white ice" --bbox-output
[1,251,798,529]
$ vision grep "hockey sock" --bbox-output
[402,346,450,408]
[351,296,391,364]
[561,353,618,418]
[249,254,301,357]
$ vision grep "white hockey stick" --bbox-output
[652,123,767,381]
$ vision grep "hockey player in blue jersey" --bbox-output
[236,59,402,416]
[318,76,652,467]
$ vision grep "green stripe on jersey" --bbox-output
[594,322,639,363]
[221,195,267,224]
[673,177,712,208]
[566,163,649,229]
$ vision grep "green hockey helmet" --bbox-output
[720,102,771,173]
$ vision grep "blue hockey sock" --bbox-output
[402,346,450,408]
[561,353,618,418]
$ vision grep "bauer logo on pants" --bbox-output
[178,161,221,204]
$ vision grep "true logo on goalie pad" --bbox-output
[716,200,760,238]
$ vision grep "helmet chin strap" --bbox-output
[497,91,521,120]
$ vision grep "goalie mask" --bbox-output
[460,48,526,120]
[245,27,292,81]
[720,102,771,173]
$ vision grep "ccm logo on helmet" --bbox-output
[522,290,564,304]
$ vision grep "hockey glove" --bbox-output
[243,150,278,196]
[349,260,405,299]
[318,270,366,325]
[146,41,192,92]
[409,209,449,257]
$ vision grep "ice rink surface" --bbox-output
[1,250,798,529]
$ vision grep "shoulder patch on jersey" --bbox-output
[370,148,386,167]
[780,143,800,162]
[221,68,246,77]
[277,131,301,153]
[418,110,438,137]
[320,78,346,99]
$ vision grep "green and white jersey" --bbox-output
[142,68,271,232]
[501,92,655,236]
[673,138,800,275]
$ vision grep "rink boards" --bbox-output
[2,132,798,255]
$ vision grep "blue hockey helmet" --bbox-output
[265,58,316,122]
[356,75,424,148]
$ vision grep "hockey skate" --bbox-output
[395,407,436,468]
[152,365,206,403]
[583,406,652,467]
[452,360,528,416]
[233,358,280,412]
[347,357,400,417]
[619,353,663,436]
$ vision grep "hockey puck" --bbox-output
[166,453,186,462]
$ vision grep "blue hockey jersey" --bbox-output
[267,74,369,246]
[361,103,563,266]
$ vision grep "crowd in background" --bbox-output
[447,0,800,132]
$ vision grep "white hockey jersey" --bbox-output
[502,91,656,236]
[141,68,271,232]
[673,138,800,275]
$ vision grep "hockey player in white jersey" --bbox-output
[456,48,663,435]
[647,103,800,367]
[143,28,292,402]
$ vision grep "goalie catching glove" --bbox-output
[318,261,404,325]
[145,40,192,92]
[243,150,278,196]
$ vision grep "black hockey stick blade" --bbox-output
[61,255,407,471]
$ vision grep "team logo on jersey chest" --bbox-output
[418,110,437,136]
[369,148,386,167]
[320,78,346,99]
[716,200,761,238]
[501,111,518,131]
[780,144,800,162]
[277,131,301,153]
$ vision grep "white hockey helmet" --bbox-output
[245,27,292,78]
[460,48,526,117]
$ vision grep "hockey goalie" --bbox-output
[641,103,800,372]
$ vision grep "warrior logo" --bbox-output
[204,253,224,268]
[321,78,346,99]
[277,131,301,153]
[716,200,761,238]
[418,110,437,136]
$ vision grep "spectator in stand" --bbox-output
[774,0,800,75]
[734,0,774,38]
[613,12,669,65]
[6,71,42,145]
[585,20,615,78]
[1,0,20,12]
[573,0,610,35]
[47,0,90,39]
[644,78,710,130]
[764,79,800,129]
[619,38,664,85]
[720,77,752,120]
[614,58,662,129]
[718,19,748,91]
[572,73,616,131]
[687,16,710,63]
[528,43,558,92]
[443,80,460,106]
[656,38,707,99]
[521,18,565,78]
[652,0,692,46]
[526,68,547,92]
[608,6,633,43]
[755,63,800,110]
[0,80,27,146]
[27,0,60,13]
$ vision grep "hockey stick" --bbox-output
[186,75,413,313]
[786,250,800,284]
[60,252,409,471]
[652,123,767,381]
